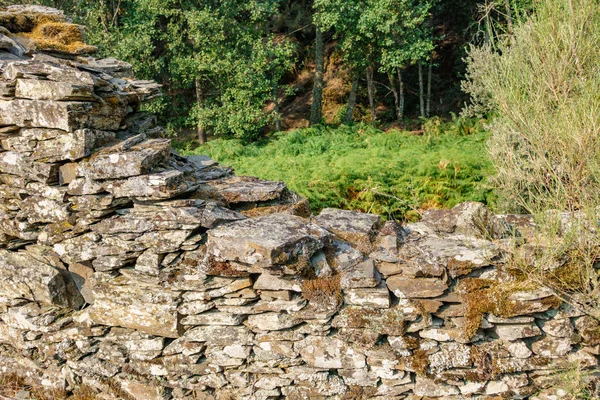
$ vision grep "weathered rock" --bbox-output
[15,78,95,101]
[0,249,83,308]
[0,151,59,183]
[181,311,245,326]
[104,170,194,199]
[0,7,595,399]
[206,213,329,271]
[246,313,302,331]
[340,258,380,288]
[414,376,459,396]
[343,285,390,308]
[428,342,471,373]
[495,323,542,341]
[195,176,287,204]
[0,99,120,131]
[420,202,511,239]
[77,139,171,180]
[531,336,572,357]
[541,318,575,338]
[315,208,381,252]
[387,276,447,298]
[295,335,366,369]
[183,325,254,346]
[87,274,182,338]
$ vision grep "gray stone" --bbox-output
[0,249,83,309]
[87,274,182,338]
[104,170,194,199]
[246,313,302,331]
[181,311,245,326]
[495,323,542,341]
[206,213,329,270]
[15,78,95,101]
[184,325,254,346]
[343,285,390,308]
[315,208,381,252]
[531,336,572,357]
[340,259,380,289]
[414,376,459,396]
[420,202,511,239]
[0,99,120,131]
[195,176,287,204]
[0,151,59,183]
[77,139,171,180]
[387,276,447,298]
[295,335,366,369]
[541,318,575,338]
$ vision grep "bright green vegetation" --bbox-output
[180,119,495,220]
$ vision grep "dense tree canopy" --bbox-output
[2,0,532,140]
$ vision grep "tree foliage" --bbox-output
[4,0,494,139]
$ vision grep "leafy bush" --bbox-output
[181,121,495,220]
[463,0,600,214]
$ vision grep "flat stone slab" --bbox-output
[195,176,287,204]
[343,286,390,308]
[77,139,171,180]
[386,276,448,298]
[0,151,59,183]
[340,259,380,289]
[295,335,366,369]
[495,323,542,341]
[2,59,93,84]
[183,325,254,346]
[206,213,329,269]
[2,128,115,162]
[15,78,95,101]
[88,274,182,338]
[104,170,194,199]
[315,208,381,252]
[0,99,102,131]
[420,202,511,239]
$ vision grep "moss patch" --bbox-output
[301,274,343,307]
[411,349,430,376]
[20,21,97,55]
[456,273,558,340]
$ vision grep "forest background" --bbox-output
[1,0,534,219]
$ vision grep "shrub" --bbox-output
[463,0,600,323]
[463,0,600,214]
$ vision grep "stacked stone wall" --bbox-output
[0,5,599,400]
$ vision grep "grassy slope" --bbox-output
[179,121,495,220]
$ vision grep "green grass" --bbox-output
[179,119,496,220]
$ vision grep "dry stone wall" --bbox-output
[0,5,599,400]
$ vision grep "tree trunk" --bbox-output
[504,0,514,34]
[272,79,281,132]
[397,68,405,120]
[426,58,433,118]
[310,27,324,126]
[418,61,425,118]
[366,65,376,123]
[344,75,359,125]
[195,77,207,145]
[388,72,399,121]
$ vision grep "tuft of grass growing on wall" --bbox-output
[180,120,495,221]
